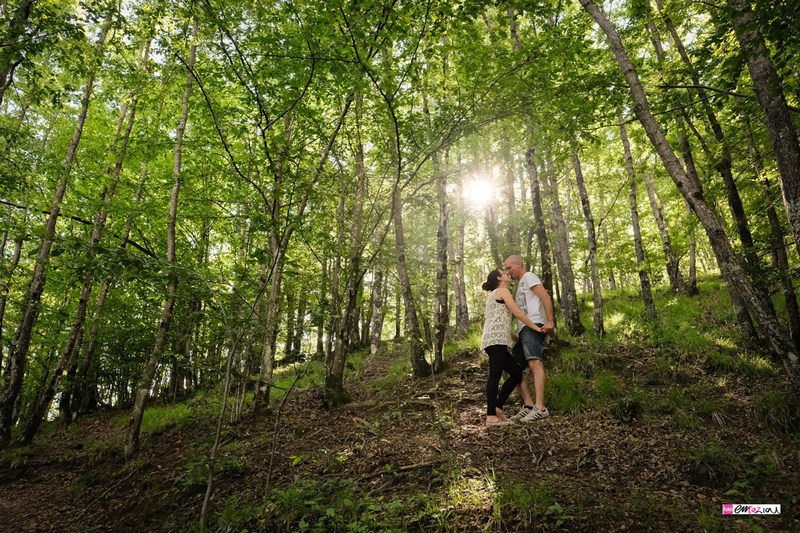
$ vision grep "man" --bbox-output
[503,254,555,422]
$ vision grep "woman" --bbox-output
[481,269,545,426]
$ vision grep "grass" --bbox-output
[112,403,191,436]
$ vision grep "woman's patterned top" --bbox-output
[480,290,513,350]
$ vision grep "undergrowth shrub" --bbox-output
[611,387,649,423]
[755,390,796,433]
[684,440,741,487]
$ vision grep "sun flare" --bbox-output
[462,178,495,210]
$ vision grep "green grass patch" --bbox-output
[755,389,796,433]
[113,403,191,436]
[684,440,742,487]
[373,359,412,392]
[495,480,561,527]
[593,371,618,401]
[547,371,586,414]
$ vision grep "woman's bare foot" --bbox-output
[486,416,511,426]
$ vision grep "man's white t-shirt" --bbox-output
[515,271,545,332]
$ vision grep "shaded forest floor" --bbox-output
[2,281,800,532]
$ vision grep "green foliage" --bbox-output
[215,494,263,530]
[684,440,742,487]
[495,481,557,527]
[547,372,586,414]
[373,359,412,392]
[755,390,796,433]
[177,454,246,487]
[113,403,191,436]
[593,370,618,400]
[611,387,649,423]
[268,477,406,532]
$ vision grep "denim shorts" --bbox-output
[512,325,546,367]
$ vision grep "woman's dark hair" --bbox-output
[482,269,502,291]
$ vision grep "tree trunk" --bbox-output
[598,192,617,291]
[253,256,283,415]
[0,16,112,446]
[619,118,657,321]
[0,0,35,106]
[452,160,469,333]
[684,198,698,296]
[642,170,685,294]
[66,172,147,426]
[573,153,604,337]
[21,85,140,444]
[503,139,521,252]
[583,0,800,392]
[369,265,384,357]
[485,204,504,269]
[655,0,762,282]
[394,187,432,376]
[524,145,554,296]
[677,117,755,336]
[543,158,583,336]
[124,21,197,458]
[726,0,800,261]
[742,108,800,349]
[0,234,23,378]
[433,150,448,372]
[292,290,307,356]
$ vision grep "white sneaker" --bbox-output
[520,406,550,423]
[510,407,532,421]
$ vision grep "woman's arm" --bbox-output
[496,287,543,333]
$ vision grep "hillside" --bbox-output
[1,282,799,532]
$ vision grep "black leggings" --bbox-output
[485,344,523,416]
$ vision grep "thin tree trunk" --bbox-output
[452,158,469,333]
[21,89,140,444]
[255,93,354,413]
[583,0,800,392]
[124,21,197,458]
[292,291,307,356]
[394,187,432,376]
[0,16,112,446]
[503,139,521,252]
[433,149,448,372]
[726,0,800,261]
[573,153,604,337]
[325,91,367,405]
[0,234,23,377]
[544,158,584,336]
[643,170,685,294]
[684,198,698,296]
[598,192,617,291]
[66,171,147,425]
[525,144,554,296]
[742,108,800,349]
[677,117,755,335]
[619,118,657,321]
[485,204,503,269]
[369,265,384,357]
[0,0,35,106]
[654,0,762,281]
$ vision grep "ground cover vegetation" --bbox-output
[1,0,799,530]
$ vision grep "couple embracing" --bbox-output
[480,254,555,427]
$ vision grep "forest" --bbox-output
[0,0,799,531]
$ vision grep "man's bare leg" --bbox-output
[518,372,534,407]
[529,359,545,410]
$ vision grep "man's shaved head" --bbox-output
[503,254,526,280]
